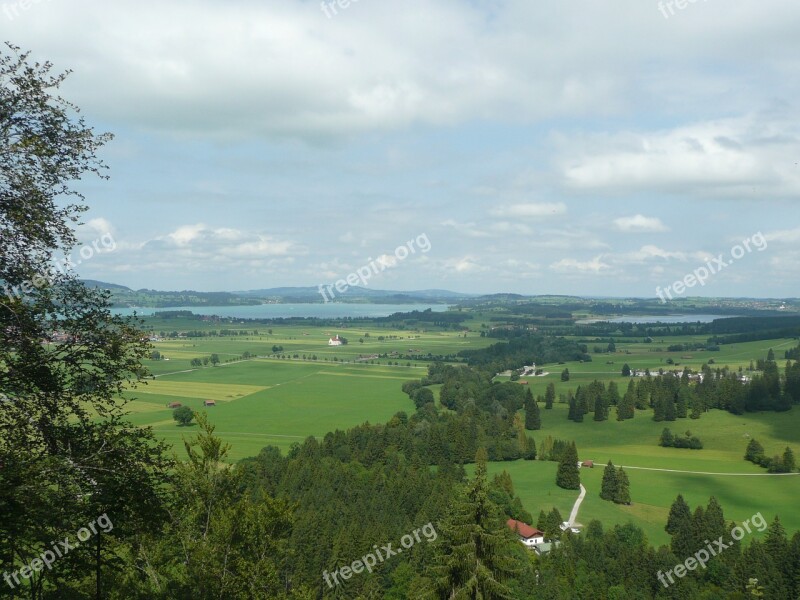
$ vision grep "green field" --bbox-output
[128,314,800,546]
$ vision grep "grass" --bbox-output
[125,315,800,543]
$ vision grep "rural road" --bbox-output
[567,484,587,526]
[619,465,800,477]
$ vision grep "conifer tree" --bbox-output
[544,382,556,410]
[614,467,631,505]
[426,448,518,599]
[744,438,765,463]
[600,461,617,501]
[783,447,795,472]
[524,387,541,430]
[556,442,580,490]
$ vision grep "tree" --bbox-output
[666,495,692,535]
[594,390,608,421]
[783,447,795,472]
[600,462,618,501]
[660,427,674,447]
[556,442,580,490]
[426,448,518,599]
[666,495,693,558]
[210,353,220,366]
[131,414,309,598]
[173,406,195,426]
[561,368,570,382]
[621,363,631,377]
[544,382,555,409]
[614,467,631,505]
[524,388,541,430]
[0,44,171,595]
[745,438,765,463]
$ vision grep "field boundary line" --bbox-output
[619,465,800,476]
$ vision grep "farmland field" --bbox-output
[130,313,800,546]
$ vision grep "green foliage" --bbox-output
[555,442,580,490]
[173,405,195,426]
[425,451,520,599]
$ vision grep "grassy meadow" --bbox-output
[125,312,800,547]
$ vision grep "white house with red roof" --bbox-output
[328,335,343,346]
[506,519,545,548]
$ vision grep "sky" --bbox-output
[3,0,800,298]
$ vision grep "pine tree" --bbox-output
[544,382,555,410]
[606,381,621,406]
[567,395,577,421]
[704,497,726,543]
[676,386,690,418]
[653,395,665,421]
[617,380,636,420]
[614,467,631,505]
[664,395,676,421]
[666,495,692,535]
[524,388,541,430]
[576,387,589,416]
[745,438,765,463]
[556,442,581,490]
[427,448,518,599]
[593,392,607,421]
[600,461,618,501]
[660,427,674,447]
[783,447,795,472]
[544,507,564,539]
[536,510,548,532]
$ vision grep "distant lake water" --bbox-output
[576,314,735,325]
[111,303,451,319]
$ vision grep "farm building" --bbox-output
[506,519,545,548]
[168,402,182,409]
[204,400,216,407]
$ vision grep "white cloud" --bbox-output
[550,256,611,274]
[491,203,567,218]
[766,227,800,244]
[614,215,669,233]
[559,113,800,198]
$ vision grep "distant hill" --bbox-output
[81,280,475,307]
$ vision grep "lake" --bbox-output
[576,314,735,325]
[111,303,451,319]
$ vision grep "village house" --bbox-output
[506,519,545,548]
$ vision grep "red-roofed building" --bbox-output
[506,519,545,548]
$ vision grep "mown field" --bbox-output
[126,313,800,547]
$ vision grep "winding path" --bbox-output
[567,484,587,526]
